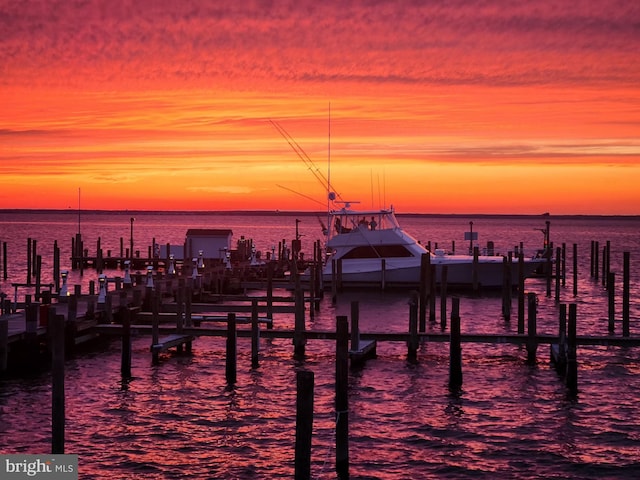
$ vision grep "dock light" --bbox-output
[192,258,198,279]
[225,248,232,270]
[59,270,70,298]
[97,274,107,303]
[250,246,259,266]
[271,246,276,260]
[168,254,176,275]
[146,265,154,288]
[123,260,132,286]
[198,250,205,269]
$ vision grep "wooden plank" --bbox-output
[151,334,194,353]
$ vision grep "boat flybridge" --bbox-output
[321,204,544,289]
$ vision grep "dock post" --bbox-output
[590,240,594,278]
[226,313,237,385]
[295,370,314,480]
[518,251,525,334]
[251,299,260,369]
[51,310,65,454]
[419,253,430,332]
[3,241,7,280]
[335,315,349,479]
[608,272,616,333]
[573,243,578,297]
[408,291,419,363]
[151,292,160,365]
[551,303,568,371]
[594,241,599,281]
[472,246,479,292]
[562,243,566,287]
[449,297,462,391]
[121,306,132,379]
[502,256,511,320]
[566,303,578,395]
[555,246,561,303]
[429,265,437,322]
[440,265,448,330]
[267,261,274,328]
[27,237,32,285]
[0,318,8,372]
[622,252,630,337]
[331,259,337,305]
[65,295,78,356]
[381,258,386,290]
[526,292,538,365]
[293,260,306,358]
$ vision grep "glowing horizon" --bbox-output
[1,1,639,215]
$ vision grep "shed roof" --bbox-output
[186,229,233,237]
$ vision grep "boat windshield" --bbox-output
[329,208,399,237]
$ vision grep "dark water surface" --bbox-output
[1,211,639,478]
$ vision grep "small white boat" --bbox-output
[320,205,544,289]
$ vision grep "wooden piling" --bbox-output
[608,272,615,333]
[555,246,561,303]
[2,241,7,280]
[0,318,8,372]
[526,292,537,365]
[27,237,32,285]
[502,256,511,320]
[381,258,386,291]
[551,303,568,371]
[594,241,599,281]
[293,260,306,358]
[152,292,160,365]
[226,313,237,385]
[419,253,430,331]
[622,252,630,337]
[573,243,578,297]
[267,261,274,328]
[295,370,314,480]
[449,297,462,390]
[566,303,578,395]
[408,291,419,363]
[518,251,525,334]
[121,306,132,378]
[251,299,260,369]
[335,315,349,479]
[472,246,479,292]
[51,309,65,454]
[440,265,448,330]
[562,243,566,287]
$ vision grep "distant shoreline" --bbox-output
[0,209,638,220]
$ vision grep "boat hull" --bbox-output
[322,256,543,289]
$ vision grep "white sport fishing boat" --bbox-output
[322,204,545,288]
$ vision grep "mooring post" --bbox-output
[449,297,462,391]
[51,310,65,454]
[381,258,386,291]
[472,246,479,292]
[518,251,525,334]
[226,313,237,385]
[594,241,599,281]
[151,292,160,365]
[408,291,419,363]
[293,260,306,358]
[419,253,429,332]
[502,256,510,320]
[562,243,566,287]
[335,315,349,479]
[267,261,274,328]
[605,240,611,290]
[121,306,132,378]
[429,265,437,322]
[622,252,630,337]
[553,303,568,371]
[331,259,338,305]
[566,303,578,395]
[27,237,32,285]
[0,318,8,372]
[526,292,537,365]
[251,299,260,369]
[350,301,360,352]
[294,369,314,480]
[440,265,448,330]
[608,272,615,333]
[337,259,343,293]
[555,246,561,303]
[573,243,578,297]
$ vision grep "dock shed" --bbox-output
[185,229,233,261]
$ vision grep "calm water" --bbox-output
[1,211,639,479]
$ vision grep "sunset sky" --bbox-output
[1,0,639,214]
